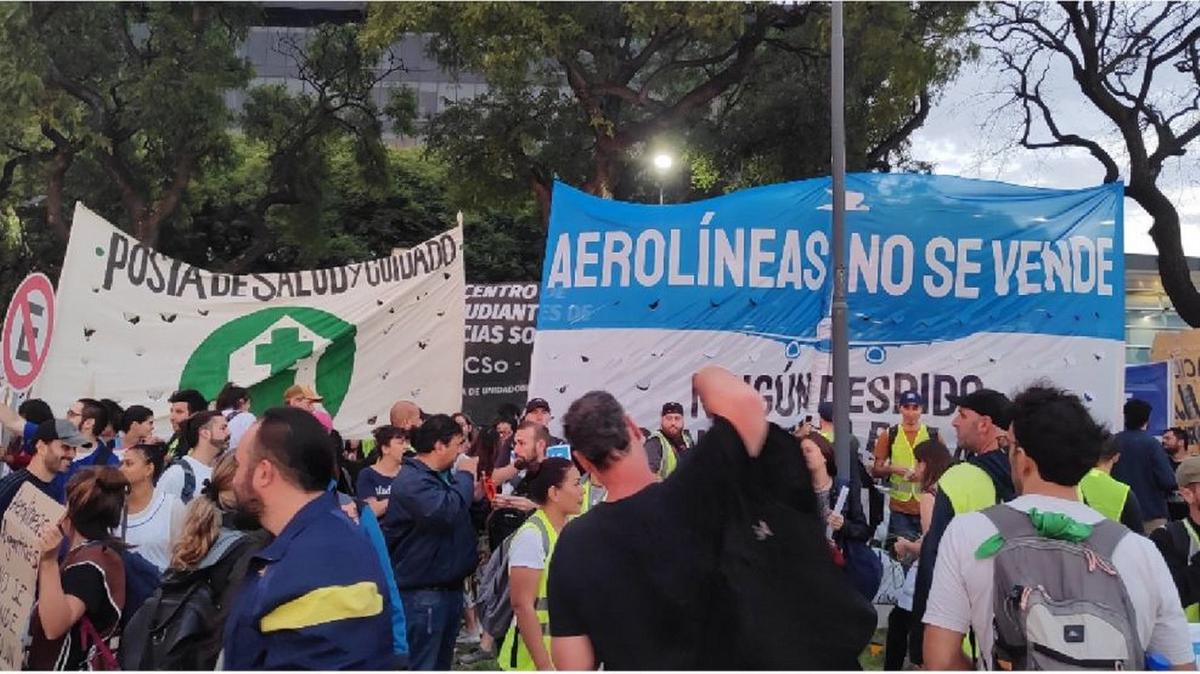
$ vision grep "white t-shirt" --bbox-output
[122,491,186,571]
[157,456,213,503]
[508,522,548,570]
[924,494,1193,668]
[222,409,256,452]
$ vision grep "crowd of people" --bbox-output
[0,371,1198,671]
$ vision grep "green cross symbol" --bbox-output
[255,327,314,376]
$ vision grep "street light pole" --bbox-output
[652,152,673,205]
[830,1,851,481]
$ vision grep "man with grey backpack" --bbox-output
[923,383,1194,671]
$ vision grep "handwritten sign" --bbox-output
[1153,329,1200,447]
[0,482,64,670]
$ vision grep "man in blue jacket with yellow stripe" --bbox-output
[223,407,395,670]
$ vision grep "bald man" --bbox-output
[390,401,422,431]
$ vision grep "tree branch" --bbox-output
[866,89,932,171]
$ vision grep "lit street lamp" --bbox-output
[652,152,673,204]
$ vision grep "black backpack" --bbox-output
[486,507,531,553]
[118,534,253,671]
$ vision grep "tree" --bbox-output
[367,2,975,216]
[678,2,976,196]
[211,22,416,272]
[977,2,1200,326]
[0,3,254,247]
[364,2,814,216]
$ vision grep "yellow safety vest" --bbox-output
[888,425,929,502]
[937,461,1000,660]
[1180,519,1200,623]
[651,431,685,480]
[1077,469,1129,523]
[819,429,834,441]
[939,462,998,516]
[500,510,559,671]
[577,476,606,516]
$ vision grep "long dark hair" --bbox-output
[914,439,954,493]
[469,425,502,477]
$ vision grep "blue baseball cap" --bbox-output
[898,391,924,407]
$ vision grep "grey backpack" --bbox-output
[982,504,1143,671]
[475,514,551,642]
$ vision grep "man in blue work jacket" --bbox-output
[384,413,479,671]
[222,407,395,670]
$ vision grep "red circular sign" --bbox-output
[2,273,56,391]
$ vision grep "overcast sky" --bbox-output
[910,58,1200,257]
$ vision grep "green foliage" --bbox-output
[369,1,976,212]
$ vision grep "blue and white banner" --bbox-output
[529,175,1124,445]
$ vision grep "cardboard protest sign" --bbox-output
[531,175,1125,446]
[0,483,65,670]
[1152,329,1200,445]
[34,204,466,437]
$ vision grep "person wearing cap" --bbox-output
[908,387,1015,666]
[922,383,1192,670]
[0,419,86,514]
[285,384,334,432]
[1113,399,1177,534]
[1151,456,1200,622]
[522,398,564,446]
[1078,435,1144,532]
[871,390,940,542]
[643,402,693,479]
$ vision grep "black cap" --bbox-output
[817,401,834,422]
[525,398,551,414]
[661,402,684,416]
[947,389,1011,428]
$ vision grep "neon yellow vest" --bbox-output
[819,429,834,441]
[1077,469,1129,523]
[939,462,998,516]
[651,431,684,480]
[938,461,999,660]
[577,476,606,516]
[1180,519,1200,623]
[500,510,559,671]
[888,425,929,502]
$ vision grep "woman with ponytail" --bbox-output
[29,466,129,670]
[118,442,185,572]
[500,457,584,671]
[119,452,270,670]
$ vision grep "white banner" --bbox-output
[34,204,465,437]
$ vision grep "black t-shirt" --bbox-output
[0,468,57,515]
[547,418,875,670]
